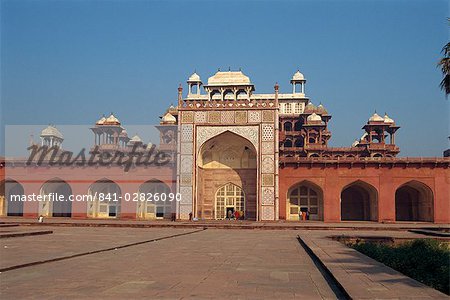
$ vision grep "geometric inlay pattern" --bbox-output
[208,111,221,123]
[235,111,247,124]
[181,124,193,142]
[196,126,259,153]
[180,142,193,155]
[262,187,275,205]
[261,205,275,220]
[180,173,192,186]
[221,111,235,124]
[262,110,274,122]
[262,124,274,141]
[195,111,207,123]
[180,156,193,173]
[248,111,261,123]
[262,142,275,155]
[262,174,274,186]
[262,155,274,173]
[180,186,193,204]
[181,111,194,123]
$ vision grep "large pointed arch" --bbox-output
[214,182,245,220]
[1,179,24,216]
[40,178,72,217]
[196,131,257,220]
[395,180,434,222]
[341,180,378,221]
[88,178,121,218]
[287,180,323,221]
[138,179,174,220]
[198,131,257,169]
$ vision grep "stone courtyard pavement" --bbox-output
[0,227,340,299]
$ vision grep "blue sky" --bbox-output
[1,0,448,156]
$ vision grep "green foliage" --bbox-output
[438,41,450,96]
[351,239,450,295]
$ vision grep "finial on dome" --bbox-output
[291,70,305,82]
[274,82,279,91]
[369,111,384,122]
[383,112,395,124]
[178,84,183,92]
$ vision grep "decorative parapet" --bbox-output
[280,156,450,168]
[180,98,277,110]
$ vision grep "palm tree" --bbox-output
[438,41,450,97]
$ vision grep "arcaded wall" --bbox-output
[279,164,449,224]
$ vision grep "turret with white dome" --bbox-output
[161,112,177,124]
[40,125,64,147]
[290,70,306,94]
[128,134,143,145]
[91,113,124,150]
[361,111,400,156]
[187,72,202,96]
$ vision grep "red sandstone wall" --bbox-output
[279,165,449,223]
[3,162,449,224]
[3,164,176,219]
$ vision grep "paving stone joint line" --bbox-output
[0,228,206,273]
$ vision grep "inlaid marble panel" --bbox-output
[235,111,247,124]
[194,111,207,123]
[181,111,194,123]
[248,111,261,123]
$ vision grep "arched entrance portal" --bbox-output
[215,183,245,219]
[395,181,434,222]
[197,131,257,220]
[288,181,323,221]
[40,179,72,217]
[88,179,121,218]
[341,181,378,221]
[138,180,174,220]
[1,180,24,216]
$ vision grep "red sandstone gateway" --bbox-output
[1,70,449,223]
